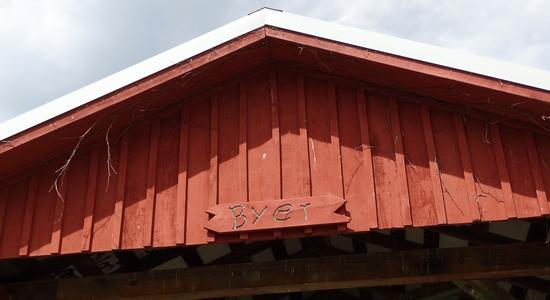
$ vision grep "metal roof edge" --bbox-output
[262,9,550,92]
[2,8,550,141]
[0,9,269,141]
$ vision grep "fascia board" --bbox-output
[262,9,550,92]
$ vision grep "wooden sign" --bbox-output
[205,195,350,233]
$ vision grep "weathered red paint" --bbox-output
[205,196,349,233]
[0,26,549,259]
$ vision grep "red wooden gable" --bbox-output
[1,25,550,259]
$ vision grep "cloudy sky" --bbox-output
[1,0,549,124]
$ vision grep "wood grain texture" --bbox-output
[327,82,344,199]
[1,67,550,257]
[453,113,481,222]
[500,126,541,218]
[218,85,241,205]
[82,147,100,252]
[0,187,9,243]
[205,196,349,233]
[305,76,338,198]
[269,69,282,199]
[278,70,309,198]
[50,165,69,255]
[121,126,150,250]
[19,174,38,256]
[296,74,311,197]
[185,99,211,245]
[464,117,508,222]
[15,243,550,300]
[176,107,190,245]
[430,108,472,224]
[490,123,517,218]
[0,179,29,258]
[389,98,412,226]
[336,85,372,232]
[60,152,91,254]
[239,81,248,204]
[420,104,447,225]
[143,120,160,247]
[356,90,378,229]
[247,72,280,202]
[208,95,219,242]
[534,133,550,213]
[111,134,129,250]
[399,101,438,227]
[523,130,549,215]
[91,141,121,252]
[152,113,180,248]
[367,96,404,229]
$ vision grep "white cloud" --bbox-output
[0,0,548,124]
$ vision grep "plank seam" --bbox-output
[82,147,100,252]
[176,107,190,245]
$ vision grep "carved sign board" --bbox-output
[204,195,350,233]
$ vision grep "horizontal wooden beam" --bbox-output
[4,242,550,300]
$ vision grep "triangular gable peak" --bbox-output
[1,9,550,258]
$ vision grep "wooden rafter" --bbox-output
[454,280,516,300]
[4,242,549,299]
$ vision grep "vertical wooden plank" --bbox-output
[30,166,66,256]
[389,98,412,226]
[19,174,39,256]
[246,71,281,240]
[176,107,190,245]
[305,76,339,198]
[143,120,160,247]
[535,134,550,211]
[82,147,100,252]
[208,95,219,242]
[420,104,447,225]
[490,123,517,218]
[453,112,481,221]
[356,90,378,229]
[399,102,438,227]
[91,141,120,252]
[0,187,9,240]
[1,180,29,258]
[463,118,511,222]
[111,134,129,250]
[367,95,403,229]
[269,68,282,199]
[278,70,308,198]
[500,126,540,218]
[121,126,151,250]
[336,85,373,232]
[327,82,344,198]
[185,99,211,245]
[296,74,311,197]
[51,171,69,254]
[430,108,471,224]
[60,152,91,254]
[239,81,248,203]
[217,86,241,205]
[247,71,280,202]
[152,112,180,248]
[523,130,549,215]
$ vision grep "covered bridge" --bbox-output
[1,8,550,300]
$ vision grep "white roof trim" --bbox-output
[2,8,550,141]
